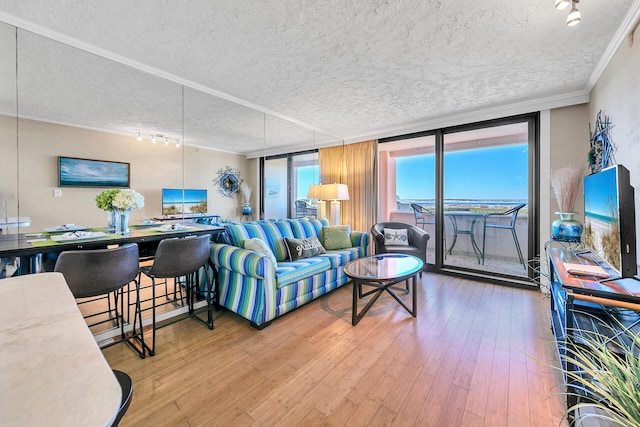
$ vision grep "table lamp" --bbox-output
[307,184,327,220]
[321,183,349,226]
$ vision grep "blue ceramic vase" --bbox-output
[551,212,583,242]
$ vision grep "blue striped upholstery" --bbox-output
[318,248,359,268]
[225,221,294,262]
[287,217,329,242]
[275,257,331,288]
[211,218,368,326]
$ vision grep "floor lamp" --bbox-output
[322,183,349,226]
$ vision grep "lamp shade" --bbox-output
[308,184,322,199]
[321,183,349,201]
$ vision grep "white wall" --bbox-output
[588,32,640,272]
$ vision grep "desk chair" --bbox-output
[371,222,430,277]
[138,234,213,356]
[53,243,147,358]
[482,203,527,268]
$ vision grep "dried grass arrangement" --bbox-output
[552,166,584,213]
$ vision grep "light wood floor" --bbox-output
[103,273,568,427]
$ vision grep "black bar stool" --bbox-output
[138,234,213,355]
[54,243,149,358]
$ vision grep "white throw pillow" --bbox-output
[383,228,409,246]
[243,238,278,265]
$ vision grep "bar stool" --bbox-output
[112,370,133,426]
[138,234,213,356]
[54,243,148,358]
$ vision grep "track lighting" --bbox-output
[151,135,157,143]
[136,132,142,141]
[566,1,581,26]
[176,140,180,148]
[164,137,169,146]
[556,0,580,26]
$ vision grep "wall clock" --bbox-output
[213,166,240,197]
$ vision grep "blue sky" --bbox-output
[297,165,319,198]
[584,166,618,217]
[397,144,529,200]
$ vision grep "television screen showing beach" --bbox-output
[584,167,621,272]
[162,188,208,215]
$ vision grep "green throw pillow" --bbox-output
[284,236,326,261]
[323,225,352,250]
[243,238,278,265]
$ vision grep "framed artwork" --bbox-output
[213,166,240,197]
[58,156,130,188]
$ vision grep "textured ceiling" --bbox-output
[0,0,637,156]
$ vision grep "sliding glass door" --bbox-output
[378,115,537,283]
[443,121,530,277]
[263,151,319,220]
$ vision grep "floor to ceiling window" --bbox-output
[379,115,538,284]
[263,150,319,219]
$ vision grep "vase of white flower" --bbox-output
[97,188,144,234]
[112,189,144,234]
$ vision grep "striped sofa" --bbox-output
[210,218,368,328]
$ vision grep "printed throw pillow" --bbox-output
[383,228,409,246]
[284,236,326,261]
[323,225,352,250]
[243,238,278,265]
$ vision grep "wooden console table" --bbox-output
[0,273,121,426]
[548,247,640,410]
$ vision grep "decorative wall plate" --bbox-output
[214,166,240,197]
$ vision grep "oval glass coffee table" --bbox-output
[344,253,424,326]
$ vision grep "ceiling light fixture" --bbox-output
[165,137,169,146]
[151,135,157,143]
[555,0,570,10]
[136,132,142,141]
[176,139,180,148]
[566,0,581,26]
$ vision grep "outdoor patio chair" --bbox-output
[481,203,527,268]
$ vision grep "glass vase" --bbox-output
[107,209,119,233]
[551,212,583,242]
[114,208,131,234]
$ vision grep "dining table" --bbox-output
[443,211,487,263]
[0,222,224,275]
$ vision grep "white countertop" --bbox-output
[0,272,121,426]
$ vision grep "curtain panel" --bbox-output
[319,140,378,237]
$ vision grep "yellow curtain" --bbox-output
[319,140,378,235]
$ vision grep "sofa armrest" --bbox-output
[351,231,369,257]
[210,243,276,280]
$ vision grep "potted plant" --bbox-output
[96,188,144,233]
[556,313,640,426]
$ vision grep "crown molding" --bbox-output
[586,0,640,92]
[340,90,590,145]
[0,11,342,142]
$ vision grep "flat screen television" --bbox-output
[162,188,208,216]
[583,164,637,278]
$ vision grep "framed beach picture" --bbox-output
[58,156,130,188]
